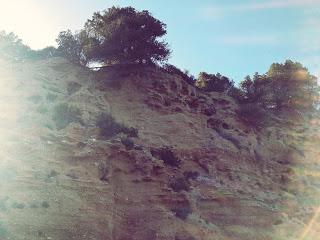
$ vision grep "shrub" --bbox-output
[0,31,31,59]
[52,103,83,130]
[96,113,128,139]
[228,86,245,102]
[196,72,233,92]
[124,127,139,138]
[150,147,181,167]
[121,137,134,150]
[183,171,199,180]
[67,81,81,95]
[163,64,195,85]
[237,103,268,127]
[169,177,190,192]
[25,46,58,60]
[46,93,57,102]
[171,201,192,220]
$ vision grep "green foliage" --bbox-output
[57,7,170,66]
[196,72,233,92]
[52,103,83,130]
[41,201,50,208]
[267,60,319,110]
[151,147,181,167]
[228,85,245,102]
[169,177,190,192]
[163,64,195,85]
[237,103,268,127]
[96,113,130,139]
[46,93,57,102]
[0,31,30,59]
[0,31,57,60]
[239,60,319,112]
[85,7,170,64]
[26,46,58,60]
[56,30,84,65]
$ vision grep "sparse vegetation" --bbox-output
[121,137,134,150]
[36,105,48,114]
[171,201,192,220]
[46,93,57,102]
[52,103,83,130]
[183,171,199,180]
[163,64,195,85]
[169,177,190,192]
[67,81,81,95]
[237,103,268,127]
[41,201,50,208]
[0,31,30,59]
[0,31,57,61]
[96,113,131,139]
[151,147,181,167]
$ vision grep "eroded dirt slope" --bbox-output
[0,57,319,240]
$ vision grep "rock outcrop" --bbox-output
[0,57,319,240]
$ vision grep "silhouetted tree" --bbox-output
[267,60,318,110]
[239,60,319,112]
[0,31,30,58]
[56,30,84,65]
[81,6,170,65]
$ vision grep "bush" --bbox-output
[25,46,58,60]
[150,147,181,167]
[52,103,83,130]
[163,64,195,85]
[196,72,233,92]
[46,93,57,102]
[121,137,134,150]
[0,31,31,59]
[228,86,245,102]
[96,113,129,139]
[171,201,192,220]
[169,177,190,192]
[183,171,199,180]
[237,103,268,127]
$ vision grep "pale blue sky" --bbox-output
[0,0,319,82]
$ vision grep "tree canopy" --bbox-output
[239,60,319,112]
[56,30,84,65]
[56,6,170,66]
[0,31,30,59]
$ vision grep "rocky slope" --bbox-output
[0,57,319,240]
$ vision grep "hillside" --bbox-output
[0,57,319,240]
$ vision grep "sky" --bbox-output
[0,0,319,83]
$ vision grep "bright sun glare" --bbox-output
[0,0,56,49]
